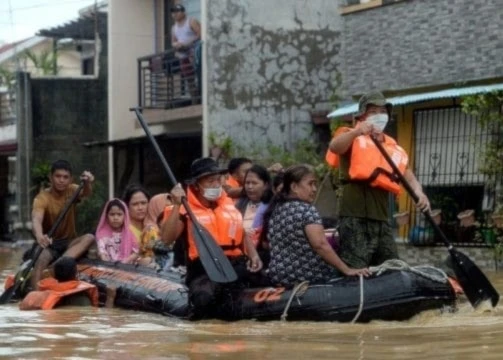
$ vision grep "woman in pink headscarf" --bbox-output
[96,199,139,264]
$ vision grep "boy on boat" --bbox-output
[30,160,95,291]
[327,91,430,268]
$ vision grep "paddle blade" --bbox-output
[0,285,16,305]
[191,224,238,283]
[449,249,499,308]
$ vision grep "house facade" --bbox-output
[332,0,503,244]
[107,0,342,196]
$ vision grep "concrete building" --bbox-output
[106,0,342,196]
[331,0,503,244]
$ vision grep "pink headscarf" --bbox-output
[96,198,138,260]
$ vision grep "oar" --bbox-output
[0,181,85,304]
[371,135,499,308]
[130,107,238,283]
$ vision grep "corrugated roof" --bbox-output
[328,83,503,118]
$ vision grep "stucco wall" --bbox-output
[342,0,503,94]
[206,0,343,153]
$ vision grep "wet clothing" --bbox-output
[338,217,397,268]
[19,278,98,310]
[32,184,80,241]
[267,200,340,286]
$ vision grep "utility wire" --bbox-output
[0,0,94,13]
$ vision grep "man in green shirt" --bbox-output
[328,91,430,268]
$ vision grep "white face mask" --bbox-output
[202,186,223,201]
[366,114,389,133]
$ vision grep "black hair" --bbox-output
[122,184,151,206]
[50,160,72,175]
[259,164,314,245]
[106,198,126,214]
[243,164,273,204]
[53,256,77,282]
[272,172,284,191]
[227,157,252,174]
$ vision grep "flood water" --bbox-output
[1,243,503,359]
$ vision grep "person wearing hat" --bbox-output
[160,157,263,319]
[327,91,430,268]
[170,3,201,100]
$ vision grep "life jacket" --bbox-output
[326,128,408,195]
[19,278,99,310]
[325,126,352,168]
[164,188,244,261]
[349,134,408,194]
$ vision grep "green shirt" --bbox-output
[337,149,390,221]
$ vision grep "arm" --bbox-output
[96,239,111,261]
[305,224,370,276]
[243,232,263,272]
[222,184,243,199]
[80,171,95,199]
[190,18,201,41]
[160,206,185,245]
[32,208,51,248]
[329,121,376,155]
[403,168,430,212]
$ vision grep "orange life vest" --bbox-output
[164,188,244,261]
[326,128,408,195]
[19,278,99,310]
[349,134,408,194]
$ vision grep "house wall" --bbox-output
[342,0,503,94]
[205,0,343,154]
[1,38,82,77]
[108,0,166,141]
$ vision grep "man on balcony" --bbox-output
[171,3,201,102]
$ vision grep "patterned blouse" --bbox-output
[267,200,339,286]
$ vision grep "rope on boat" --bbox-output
[349,259,448,324]
[280,281,309,321]
[350,274,365,324]
[369,259,449,284]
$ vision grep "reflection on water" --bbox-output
[1,245,503,359]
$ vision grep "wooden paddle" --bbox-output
[371,135,499,308]
[0,181,85,304]
[130,107,238,283]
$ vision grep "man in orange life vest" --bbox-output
[19,257,105,310]
[161,157,263,319]
[327,91,430,268]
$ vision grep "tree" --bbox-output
[22,49,59,75]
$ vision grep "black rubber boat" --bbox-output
[77,259,457,322]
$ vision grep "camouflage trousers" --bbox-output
[338,217,398,268]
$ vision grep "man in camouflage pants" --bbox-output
[328,91,430,268]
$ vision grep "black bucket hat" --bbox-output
[185,157,227,184]
[354,91,393,120]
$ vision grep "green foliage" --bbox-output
[76,180,107,234]
[22,49,59,75]
[0,66,15,90]
[31,161,51,191]
[461,90,503,214]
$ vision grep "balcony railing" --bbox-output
[137,46,201,110]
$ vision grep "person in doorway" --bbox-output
[95,199,139,264]
[223,157,253,199]
[161,157,263,319]
[20,256,115,310]
[171,3,201,101]
[30,160,95,291]
[261,164,370,287]
[327,91,431,268]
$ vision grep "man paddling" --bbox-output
[328,91,430,268]
[30,160,95,290]
[161,157,263,319]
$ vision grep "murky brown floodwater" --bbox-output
[1,243,503,360]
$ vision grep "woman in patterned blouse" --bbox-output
[261,164,370,286]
